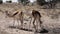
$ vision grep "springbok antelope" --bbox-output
[31,10,42,32]
[24,10,42,32]
[5,10,24,28]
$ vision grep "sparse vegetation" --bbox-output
[0,3,60,34]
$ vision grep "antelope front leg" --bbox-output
[32,18,36,32]
[38,18,43,32]
[27,16,32,30]
[20,18,23,28]
[35,18,42,32]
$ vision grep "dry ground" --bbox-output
[0,3,60,34]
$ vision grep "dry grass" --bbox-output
[0,3,60,34]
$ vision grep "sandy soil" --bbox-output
[0,3,60,34]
